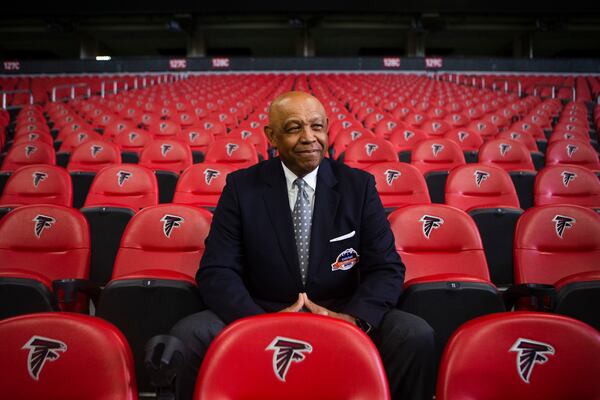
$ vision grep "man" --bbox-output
[170,91,436,399]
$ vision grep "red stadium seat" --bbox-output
[173,163,237,210]
[195,313,389,400]
[148,119,183,138]
[139,139,193,174]
[57,130,103,154]
[411,138,466,175]
[203,138,259,168]
[389,204,504,356]
[513,205,600,328]
[0,312,138,400]
[437,312,600,400]
[96,204,211,391]
[82,164,158,285]
[411,138,466,203]
[176,126,215,163]
[113,129,154,159]
[0,164,72,216]
[478,139,535,172]
[343,137,398,169]
[13,130,54,147]
[388,127,429,162]
[534,164,600,209]
[0,142,56,173]
[365,162,431,212]
[331,127,376,159]
[478,139,537,209]
[67,140,121,173]
[443,128,483,163]
[445,164,523,286]
[0,205,90,318]
[545,139,600,171]
[232,128,269,161]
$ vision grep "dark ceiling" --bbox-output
[2,1,600,59]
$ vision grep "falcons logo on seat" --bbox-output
[204,122,213,130]
[403,131,415,141]
[219,114,227,121]
[128,132,139,142]
[160,214,184,238]
[566,144,578,158]
[342,121,352,129]
[351,131,362,140]
[204,168,220,185]
[241,130,252,139]
[22,336,67,381]
[117,170,132,187]
[375,114,384,122]
[161,144,172,157]
[510,132,521,140]
[226,143,239,156]
[365,143,378,156]
[33,215,56,238]
[559,170,577,187]
[251,122,261,129]
[188,132,199,142]
[77,133,88,143]
[28,133,39,141]
[474,170,490,187]
[552,215,576,238]
[477,123,486,131]
[266,336,312,382]
[25,145,37,159]
[387,121,397,130]
[419,215,444,239]
[499,143,511,157]
[564,133,575,140]
[384,169,401,186]
[159,122,168,132]
[510,338,555,384]
[458,131,469,142]
[431,144,444,157]
[32,172,48,188]
[90,145,103,158]
[432,122,442,132]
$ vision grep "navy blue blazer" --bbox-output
[197,157,405,328]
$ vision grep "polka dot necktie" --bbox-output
[292,178,311,285]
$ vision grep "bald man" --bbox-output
[169,92,436,399]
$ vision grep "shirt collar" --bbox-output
[281,161,319,193]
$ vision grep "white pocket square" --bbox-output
[329,230,356,242]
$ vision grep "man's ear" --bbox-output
[264,125,277,148]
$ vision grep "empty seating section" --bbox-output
[1,72,599,397]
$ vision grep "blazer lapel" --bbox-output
[308,159,340,280]
[261,159,304,287]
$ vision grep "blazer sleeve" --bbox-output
[342,173,405,328]
[196,173,266,324]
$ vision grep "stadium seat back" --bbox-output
[203,138,259,167]
[0,164,72,207]
[1,142,56,173]
[343,137,398,169]
[534,165,600,208]
[514,205,600,285]
[437,312,600,400]
[0,312,138,400]
[173,163,237,209]
[112,204,212,279]
[365,162,431,210]
[67,140,122,173]
[195,313,389,400]
[478,139,535,172]
[139,139,193,173]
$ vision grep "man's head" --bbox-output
[264,91,329,178]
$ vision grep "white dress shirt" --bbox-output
[281,162,318,213]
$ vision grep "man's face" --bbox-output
[265,94,329,178]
